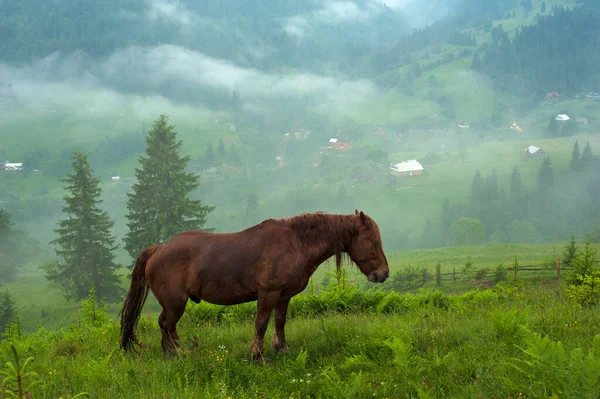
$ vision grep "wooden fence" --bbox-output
[436,257,600,284]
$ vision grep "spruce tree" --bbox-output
[0,210,39,282]
[569,140,581,171]
[470,169,483,205]
[562,235,578,268]
[43,152,122,302]
[537,157,554,193]
[124,114,215,260]
[205,143,215,166]
[0,291,16,333]
[581,141,593,170]
[217,138,226,159]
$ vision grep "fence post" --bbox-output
[453,267,456,283]
[557,258,561,277]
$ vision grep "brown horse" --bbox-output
[119,210,389,363]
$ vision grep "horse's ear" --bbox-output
[359,211,366,222]
[355,209,359,215]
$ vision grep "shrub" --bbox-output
[389,264,431,292]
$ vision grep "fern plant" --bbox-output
[0,343,42,399]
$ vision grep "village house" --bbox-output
[525,145,545,159]
[327,138,351,151]
[2,162,23,171]
[390,160,424,177]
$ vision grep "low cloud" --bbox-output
[0,44,380,125]
[146,0,199,26]
[119,0,215,29]
[283,1,386,38]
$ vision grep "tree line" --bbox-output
[424,140,600,248]
[473,3,600,103]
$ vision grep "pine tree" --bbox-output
[43,152,122,302]
[471,169,484,205]
[0,291,16,333]
[537,157,554,193]
[124,115,215,260]
[217,138,226,159]
[205,143,215,166]
[510,166,522,199]
[0,210,39,282]
[562,235,578,268]
[581,141,593,170]
[570,140,581,171]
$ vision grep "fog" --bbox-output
[0,0,599,285]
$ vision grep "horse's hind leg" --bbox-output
[158,298,187,358]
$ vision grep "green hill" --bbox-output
[0,0,599,298]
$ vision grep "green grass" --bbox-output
[1,282,600,398]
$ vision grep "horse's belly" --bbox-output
[199,284,257,306]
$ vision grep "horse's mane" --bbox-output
[275,211,381,273]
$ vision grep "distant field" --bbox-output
[9,241,594,332]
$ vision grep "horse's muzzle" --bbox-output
[369,270,389,283]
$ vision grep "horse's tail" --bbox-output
[119,244,161,352]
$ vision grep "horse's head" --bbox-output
[348,210,389,283]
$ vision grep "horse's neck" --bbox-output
[301,215,355,270]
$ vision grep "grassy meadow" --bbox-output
[1,281,600,398]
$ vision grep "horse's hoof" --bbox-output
[252,354,270,365]
[273,344,290,353]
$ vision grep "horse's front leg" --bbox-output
[272,297,291,353]
[250,290,280,364]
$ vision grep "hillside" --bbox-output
[0,0,599,259]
